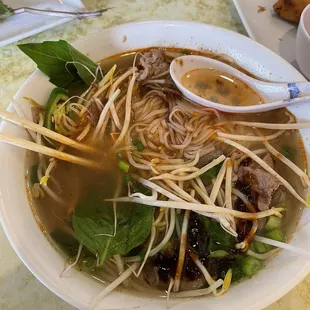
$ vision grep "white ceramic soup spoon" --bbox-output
[170,55,310,113]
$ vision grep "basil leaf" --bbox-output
[201,163,222,182]
[18,40,97,88]
[72,189,154,265]
[198,215,236,251]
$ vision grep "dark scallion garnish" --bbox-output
[132,139,145,151]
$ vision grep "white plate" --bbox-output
[233,0,300,71]
[0,0,84,47]
[1,21,310,310]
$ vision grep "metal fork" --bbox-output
[0,5,113,20]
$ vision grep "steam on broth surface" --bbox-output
[25,47,307,301]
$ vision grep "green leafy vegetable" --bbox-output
[280,145,296,161]
[18,40,97,88]
[132,139,145,151]
[72,189,154,265]
[199,215,236,252]
[201,163,222,182]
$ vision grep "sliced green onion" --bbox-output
[264,229,284,251]
[253,241,267,254]
[264,216,282,231]
[241,256,262,277]
[265,229,284,242]
[118,160,130,173]
[132,139,145,152]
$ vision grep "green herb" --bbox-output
[28,164,39,184]
[199,215,236,252]
[132,139,145,152]
[201,163,222,182]
[241,256,262,277]
[118,160,130,173]
[280,145,296,161]
[18,40,97,88]
[44,87,69,132]
[72,189,154,265]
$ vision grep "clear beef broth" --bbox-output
[25,48,307,294]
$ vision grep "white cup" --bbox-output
[296,4,310,79]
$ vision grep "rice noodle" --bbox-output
[150,155,226,181]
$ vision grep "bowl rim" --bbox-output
[0,20,309,310]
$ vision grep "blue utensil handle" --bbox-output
[287,82,310,99]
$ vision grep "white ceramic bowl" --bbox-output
[297,4,310,80]
[1,21,310,310]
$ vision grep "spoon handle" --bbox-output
[286,82,310,99]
